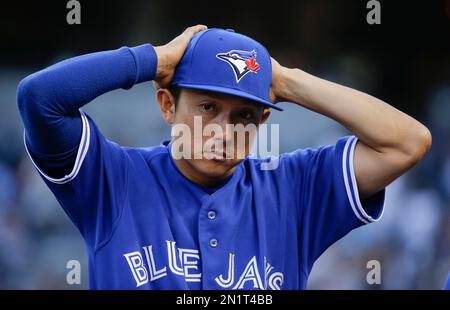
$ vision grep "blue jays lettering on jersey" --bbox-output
[24,112,385,289]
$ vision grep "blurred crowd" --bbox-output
[0,0,449,289]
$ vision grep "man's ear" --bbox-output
[156,88,176,124]
[260,107,271,124]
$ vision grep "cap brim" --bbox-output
[174,83,283,111]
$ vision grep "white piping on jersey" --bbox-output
[343,136,369,224]
[348,136,384,223]
[342,136,369,224]
[23,109,91,185]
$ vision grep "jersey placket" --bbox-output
[196,165,244,289]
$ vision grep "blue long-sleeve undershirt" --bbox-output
[17,44,157,177]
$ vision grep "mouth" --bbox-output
[203,151,232,161]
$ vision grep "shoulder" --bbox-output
[121,143,170,166]
[244,148,316,175]
[244,135,355,177]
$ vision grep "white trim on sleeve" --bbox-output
[23,109,91,184]
[342,136,384,224]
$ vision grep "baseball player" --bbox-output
[17,25,431,289]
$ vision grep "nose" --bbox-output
[211,113,234,149]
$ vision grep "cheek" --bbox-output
[172,110,196,138]
[172,107,192,124]
[232,130,257,152]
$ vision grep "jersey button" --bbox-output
[210,238,218,248]
[207,210,216,220]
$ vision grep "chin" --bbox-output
[192,158,241,179]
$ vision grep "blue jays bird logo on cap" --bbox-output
[216,49,260,83]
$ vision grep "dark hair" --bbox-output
[168,85,182,107]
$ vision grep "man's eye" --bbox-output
[240,111,253,120]
[200,103,215,112]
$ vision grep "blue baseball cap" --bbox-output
[171,28,283,111]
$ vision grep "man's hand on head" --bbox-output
[269,57,287,103]
[153,25,208,89]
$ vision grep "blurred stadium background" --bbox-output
[0,0,449,289]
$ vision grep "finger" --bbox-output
[269,88,276,103]
[178,25,208,43]
[152,80,162,90]
[184,24,208,37]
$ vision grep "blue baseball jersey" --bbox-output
[444,273,450,290]
[24,110,385,290]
